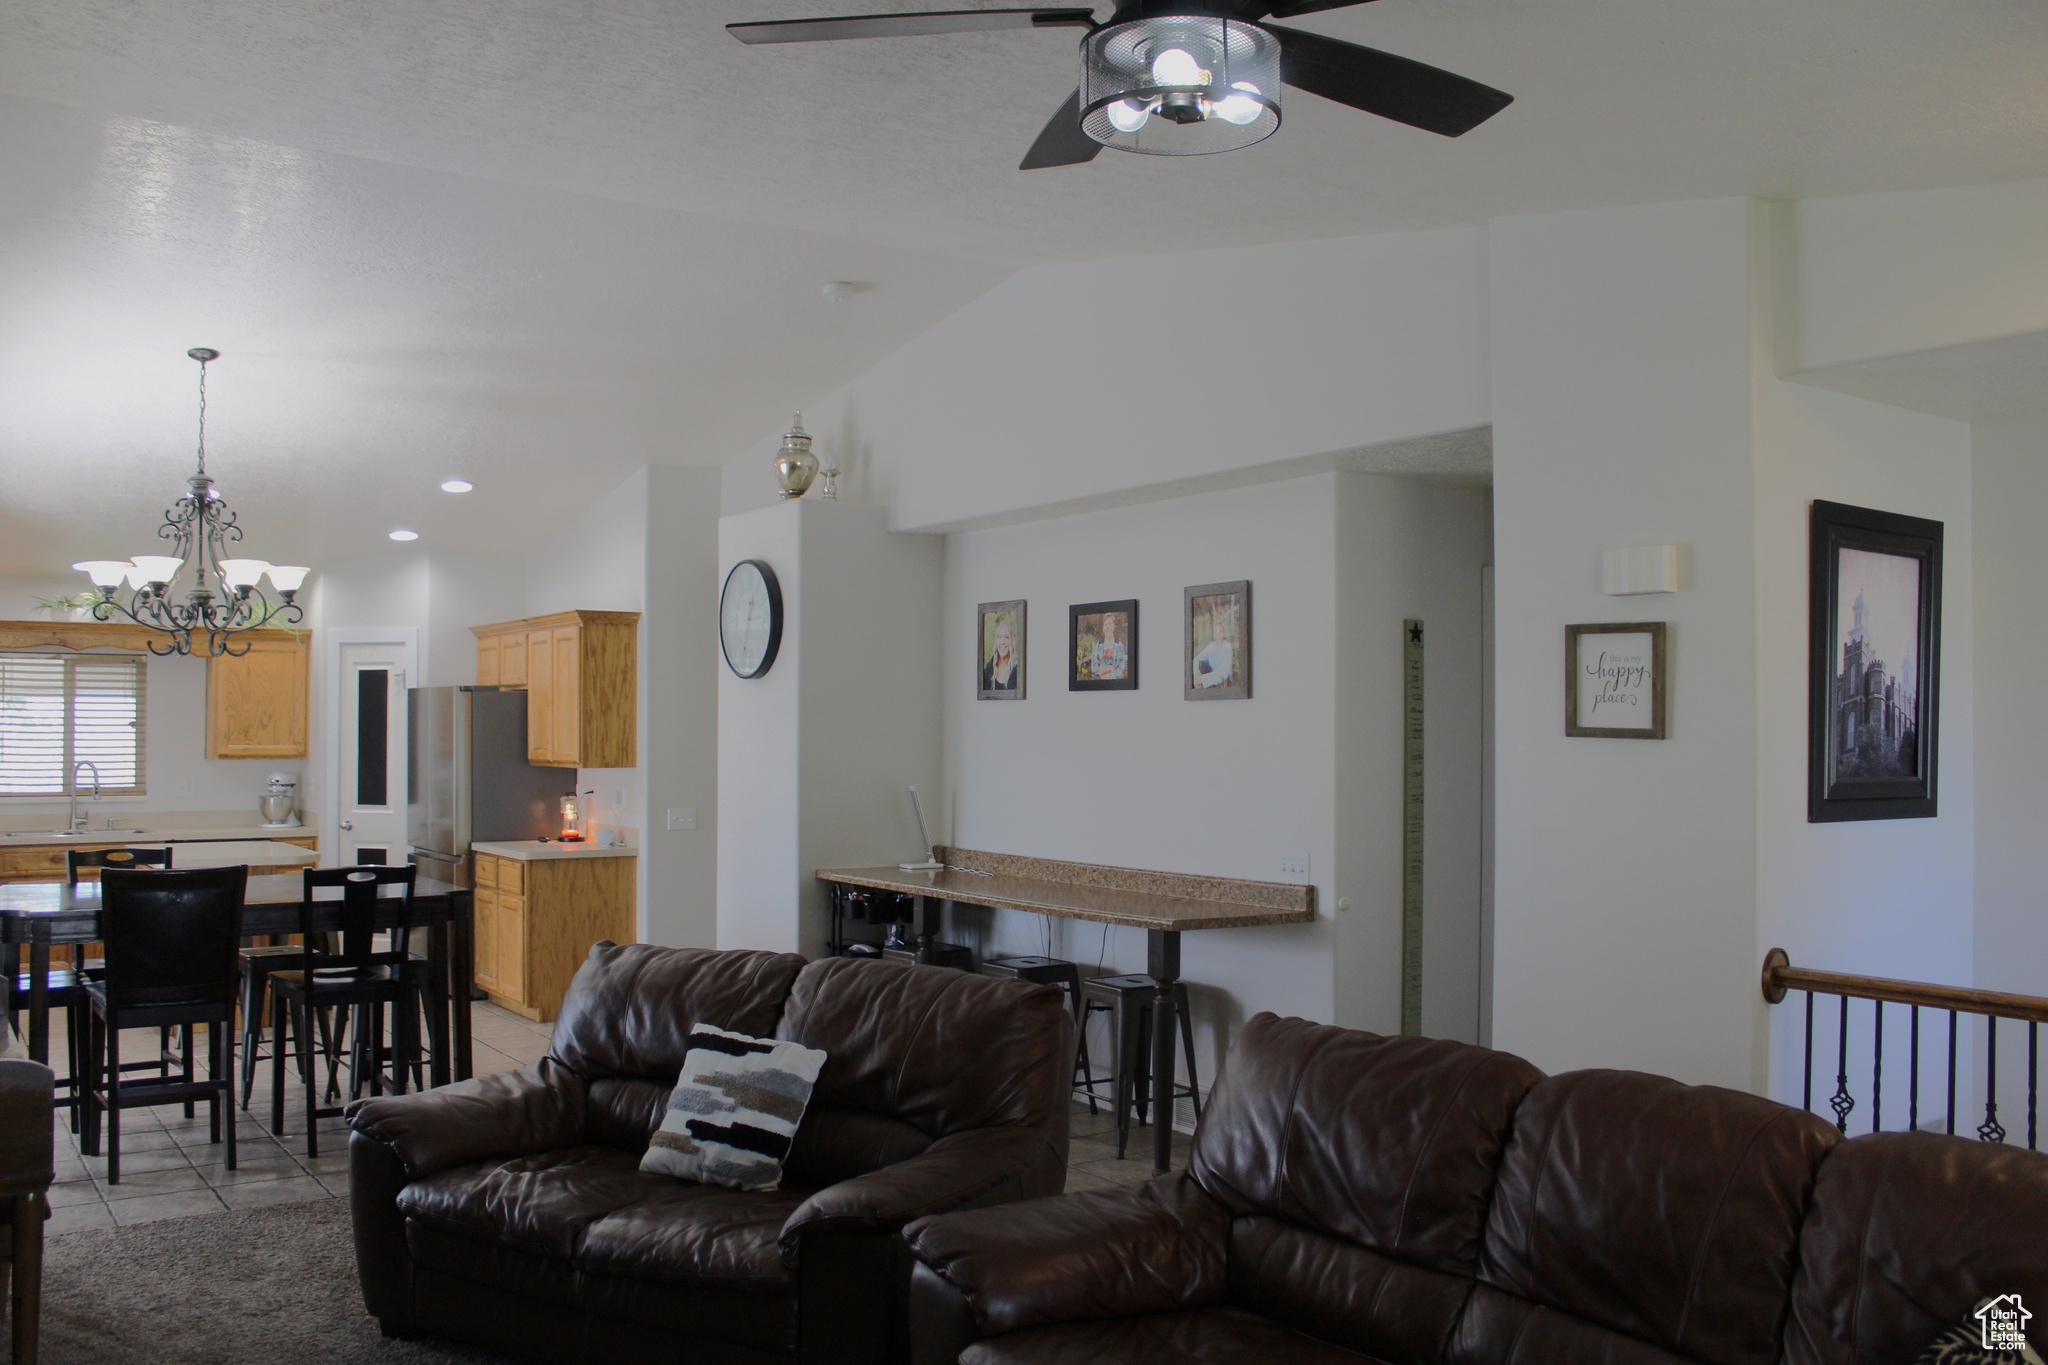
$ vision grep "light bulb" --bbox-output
[1150,47,1205,87]
[73,561,131,588]
[1107,98,1150,132]
[1214,83,1264,125]
[220,558,270,588]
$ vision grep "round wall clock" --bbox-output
[720,559,784,679]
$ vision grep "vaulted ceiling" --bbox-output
[4,0,2047,574]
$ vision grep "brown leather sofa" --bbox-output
[347,944,1071,1365]
[906,1012,2048,1365]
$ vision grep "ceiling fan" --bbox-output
[728,2,1511,168]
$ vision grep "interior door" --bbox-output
[337,640,409,866]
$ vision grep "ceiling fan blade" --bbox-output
[1273,25,1511,136]
[728,8,1094,44]
[1019,89,1103,169]
[1258,0,1380,19]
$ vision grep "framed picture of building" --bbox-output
[976,600,1025,700]
[1565,622,1666,738]
[1808,499,1943,822]
[1185,581,1251,700]
[1069,600,1137,691]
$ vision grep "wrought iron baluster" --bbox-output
[1947,1011,1958,1135]
[1871,999,1883,1133]
[1830,994,1855,1133]
[1979,1016,2005,1144]
[1909,1006,1920,1132]
[1803,992,1815,1114]
[2030,1021,2038,1152]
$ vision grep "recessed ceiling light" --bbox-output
[440,479,474,494]
[389,529,419,542]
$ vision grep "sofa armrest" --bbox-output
[903,1173,1228,1337]
[345,1058,586,1179]
[781,1125,1060,1266]
[0,1050,55,1195]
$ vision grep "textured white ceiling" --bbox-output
[4,0,2047,579]
[0,93,1006,575]
[6,0,2048,265]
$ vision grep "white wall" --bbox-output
[1972,415,2048,1000]
[1489,198,1763,1089]
[722,228,1491,531]
[718,499,945,957]
[1334,474,1490,1043]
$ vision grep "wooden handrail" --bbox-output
[1761,948,2048,1024]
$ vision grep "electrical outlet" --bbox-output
[1278,851,1311,882]
[666,807,697,831]
[174,778,197,796]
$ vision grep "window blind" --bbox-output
[0,654,146,796]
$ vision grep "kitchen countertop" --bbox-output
[0,825,316,847]
[161,840,320,870]
[471,840,638,862]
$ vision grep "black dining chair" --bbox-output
[80,866,246,1184]
[69,847,179,1101]
[269,865,420,1157]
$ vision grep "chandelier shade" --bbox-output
[75,348,309,656]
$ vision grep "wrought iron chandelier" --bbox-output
[73,348,310,657]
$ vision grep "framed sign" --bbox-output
[976,599,1025,700]
[1565,622,1666,739]
[1069,600,1137,691]
[1808,500,1942,822]
[1184,580,1250,700]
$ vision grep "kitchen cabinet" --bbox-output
[472,849,634,1021]
[206,631,311,759]
[469,611,637,769]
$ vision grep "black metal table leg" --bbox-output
[27,930,50,1065]
[1147,928,1182,1177]
[449,893,474,1082]
[427,913,452,1089]
[913,895,944,965]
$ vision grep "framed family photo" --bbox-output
[976,600,1025,700]
[1808,500,1942,822]
[1184,581,1251,700]
[1565,622,1666,738]
[1069,600,1137,691]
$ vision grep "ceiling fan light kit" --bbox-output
[728,4,1512,170]
[1081,16,1279,154]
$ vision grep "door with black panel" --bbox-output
[337,641,408,867]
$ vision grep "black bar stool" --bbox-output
[1080,973,1202,1159]
[982,956,1096,1114]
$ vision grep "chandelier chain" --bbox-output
[195,353,208,477]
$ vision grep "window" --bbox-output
[0,654,146,796]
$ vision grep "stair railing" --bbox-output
[1762,949,2044,1149]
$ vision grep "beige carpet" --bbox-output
[18,1198,516,1364]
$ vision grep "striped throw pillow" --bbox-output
[640,1024,828,1191]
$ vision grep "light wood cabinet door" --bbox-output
[499,631,528,687]
[473,882,499,994]
[476,634,501,686]
[207,632,310,759]
[497,892,527,1004]
[525,630,554,762]
[552,626,581,766]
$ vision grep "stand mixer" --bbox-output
[260,771,300,828]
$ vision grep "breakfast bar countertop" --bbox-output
[471,840,639,862]
[816,846,1315,932]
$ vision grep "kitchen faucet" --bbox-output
[69,760,101,833]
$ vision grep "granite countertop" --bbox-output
[471,840,638,862]
[0,825,316,847]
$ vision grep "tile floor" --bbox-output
[37,1002,1170,1234]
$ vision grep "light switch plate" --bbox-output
[1278,851,1311,882]
[667,807,697,831]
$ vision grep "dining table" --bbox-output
[1,872,476,1087]
[817,845,1316,1177]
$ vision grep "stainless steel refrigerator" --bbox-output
[407,686,563,888]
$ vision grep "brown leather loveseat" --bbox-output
[906,1012,2048,1365]
[347,944,1071,1364]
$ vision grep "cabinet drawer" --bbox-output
[494,859,525,894]
[474,854,497,889]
